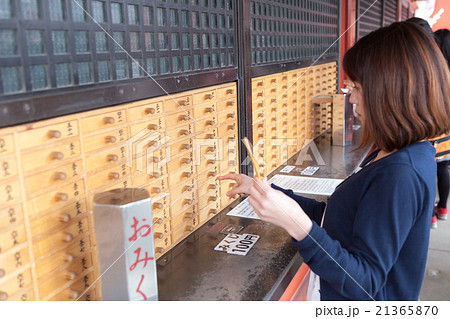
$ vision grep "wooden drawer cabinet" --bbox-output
[18,120,79,150]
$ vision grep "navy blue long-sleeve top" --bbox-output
[273,141,436,300]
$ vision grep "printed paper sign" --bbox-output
[300,166,319,176]
[214,233,260,256]
[280,165,296,173]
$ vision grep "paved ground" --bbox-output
[420,175,450,301]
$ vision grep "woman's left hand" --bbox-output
[248,177,313,241]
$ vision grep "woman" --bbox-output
[218,22,450,300]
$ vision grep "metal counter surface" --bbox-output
[156,129,370,300]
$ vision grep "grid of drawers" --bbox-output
[0,82,238,301]
[252,62,337,176]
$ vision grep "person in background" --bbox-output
[218,22,450,300]
[432,28,450,225]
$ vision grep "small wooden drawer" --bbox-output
[195,152,219,174]
[216,85,236,100]
[195,127,218,140]
[167,152,194,173]
[0,178,22,207]
[197,166,219,183]
[252,78,265,90]
[30,199,88,238]
[24,160,83,195]
[266,86,278,96]
[277,73,288,83]
[220,194,234,210]
[154,230,171,252]
[169,193,197,216]
[18,120,79,150]
[219,158,239,176]
[193,103,217,119]
[193,89,216,105]
[0,268,33,300]
[172,212,198,243]
[38,253,94,299]
[0,154,19,179]
[6,285,35,301]
[217,122,237,137]
[46,272,96,301]
[252,100,265,111]
[85,145,127,173]
[252,89,265,100]
[26,180,85,216]
[129,117,165,137]
[0,133,15,155]
[218,109,237,124]
[169,179,197,203]
[0,246,30,279]
[32,217,89,258]
[0,203,24,231]
[166,122,194,141]
[140,176,169,197]
[198,179,220,198]
[165,109,194,129]
[167,136,193,155]
[80,109,126,134]
[128,101,163,122]
[35,234,92,278]
[83,127,128,154]
[198,190,220,211]
[195,116,218,133]
[171,207,197,231]
[164,94,192,114]
[132,166,165,188]
[87,164,130,192]
[168,165,195,188]
[199,201,220,223]
[217,98,237,112]
[21,140,81,173]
